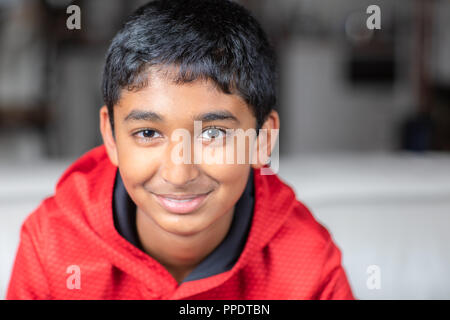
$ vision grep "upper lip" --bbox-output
[155,192,211,200]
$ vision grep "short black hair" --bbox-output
[102,0,277,134]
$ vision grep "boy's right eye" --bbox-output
[133,129,162,140]
[140,129,158,138]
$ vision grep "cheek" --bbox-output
[202,162,250,201]
[207,163,247,182]
[198,136,253,198]
[201,134,256,166]
[116,139,162,186]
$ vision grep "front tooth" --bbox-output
[166,198,193,202]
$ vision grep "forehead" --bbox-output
[116,69,254,123]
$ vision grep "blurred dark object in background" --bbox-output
[400,85,450,152]
[401,112,435,151]
[347,39,396,85]
[400,0,450,152]
[431,85,450,150]
[344,12,396,85]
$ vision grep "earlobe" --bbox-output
[250,133,270,169]
[250,109,280,170]
[99,106,119,166]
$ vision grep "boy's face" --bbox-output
[100,71,278,238]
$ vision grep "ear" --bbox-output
[250,109,280,170]
[99,105,119,166]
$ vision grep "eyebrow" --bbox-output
[193,110,240,124]
[123,109,240,124]
[124,110,163,122]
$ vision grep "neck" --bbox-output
[136,205,235,283]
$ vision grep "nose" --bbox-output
[159,139,200,187]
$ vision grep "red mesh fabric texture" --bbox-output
[7,145,355,300]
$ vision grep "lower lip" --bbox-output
[154,193,209,214]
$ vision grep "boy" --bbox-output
[7,0,355,299]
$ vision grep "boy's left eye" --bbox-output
[201,127,227,141]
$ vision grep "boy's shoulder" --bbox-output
[245,171,350,298]
[271,196,338,266]
[258,171,344,274]
[21,145,115,239]
[257,171,334,248]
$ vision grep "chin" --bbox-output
[157,213,210,237]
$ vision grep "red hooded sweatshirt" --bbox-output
[7,145,355,300]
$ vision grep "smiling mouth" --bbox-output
[153,191,212,214]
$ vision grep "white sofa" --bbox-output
[277,152,450,300]
[1,152,450,299]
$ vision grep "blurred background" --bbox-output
[0,0,449,299]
